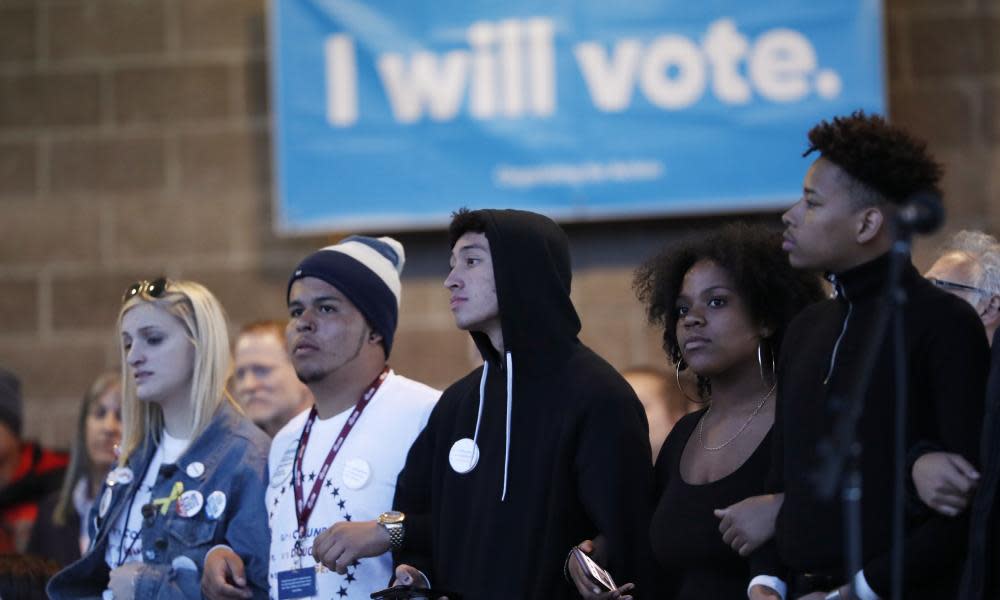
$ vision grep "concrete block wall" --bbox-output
[0,0,996,448]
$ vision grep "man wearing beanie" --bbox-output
[0,367,69,553]
[202,236,439,600]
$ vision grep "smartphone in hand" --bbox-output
[571,547,618,592]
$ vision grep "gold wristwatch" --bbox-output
[377,510,405,551]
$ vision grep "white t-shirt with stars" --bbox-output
[267,371,438,600]
[104,430,190,569]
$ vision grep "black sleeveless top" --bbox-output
[650,409,773,599]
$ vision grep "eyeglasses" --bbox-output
[122,278,169,303]
[928,277,989,295]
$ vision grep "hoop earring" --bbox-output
[675,360,708,405]
[757,340,777,395]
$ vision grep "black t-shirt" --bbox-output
[651,409,772,600]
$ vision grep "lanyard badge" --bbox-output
[288,367,388,570]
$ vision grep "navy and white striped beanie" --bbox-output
[287,236,405,357]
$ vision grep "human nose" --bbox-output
[681,308,705,327]
[444,268,461,290]
[294,311,316,332]
[243,371,262,391]
[782,200,800,227]
[104,410,122,435]
[126,343,143,367]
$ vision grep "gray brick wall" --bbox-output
[0,0,995,448]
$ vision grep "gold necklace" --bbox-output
[698,386,774,451]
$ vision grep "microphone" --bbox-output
[896,190,944,234]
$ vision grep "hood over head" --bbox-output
[452,209,581,370]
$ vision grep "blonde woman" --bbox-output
[49,279,270,600]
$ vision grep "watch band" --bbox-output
[383,521,404,551]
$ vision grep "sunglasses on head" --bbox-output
[928,277,988,295]
[122,278,169,303]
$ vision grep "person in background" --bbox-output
[901,230,1000,599]
[233,320,313,438]
[622,366,699,460]
[48,279,271,600]
[924,230,1000,344]
[908,230,1000,518]
[27,371,122,566]
[0,367,69,553]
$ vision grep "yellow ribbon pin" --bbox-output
[152,481,185,515]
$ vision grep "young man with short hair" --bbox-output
[387,209,653,598]
[749,113,989,599]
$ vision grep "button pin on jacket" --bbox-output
[449,438,480,474]
[205,490,227,520]
[185,461,205,479]
[176,489,204,518]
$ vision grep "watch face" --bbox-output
[380,510,405,524]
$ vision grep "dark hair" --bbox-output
[634,223,825,386]
[448,207,490,248]
[0,554,60,600]
[238,320,289,351]
[805,111,942,207]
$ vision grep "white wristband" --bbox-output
[748,575,787,600]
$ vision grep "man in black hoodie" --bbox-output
[748,113,989,600]
[382,208,653,599]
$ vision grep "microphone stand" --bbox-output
[813,221,915,600]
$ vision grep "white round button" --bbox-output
[449,438,480,474]
[342,458,371,490]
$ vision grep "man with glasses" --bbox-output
[925,230,1000,345]
[910,231,1000,599]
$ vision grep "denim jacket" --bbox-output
[48,402,271,599]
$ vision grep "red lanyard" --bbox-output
[292,367,389,541]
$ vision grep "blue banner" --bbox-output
[270,0,884,233]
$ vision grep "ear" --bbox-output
[368,330,383,344]
[855,207,885,244]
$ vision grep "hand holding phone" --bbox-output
[571,546,618,592]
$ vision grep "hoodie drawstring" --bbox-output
[467,353,514,502]
[502,352,513,502]
[472,361,488,449]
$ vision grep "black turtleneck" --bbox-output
[753,253,989,598]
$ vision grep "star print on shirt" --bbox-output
[337,587,348,597]
[308,471,316,482]
[325,479,333,488]
[344,514,351,521]
[332,487,340,497]
[346,572,356,583]
[337,499,346,509]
